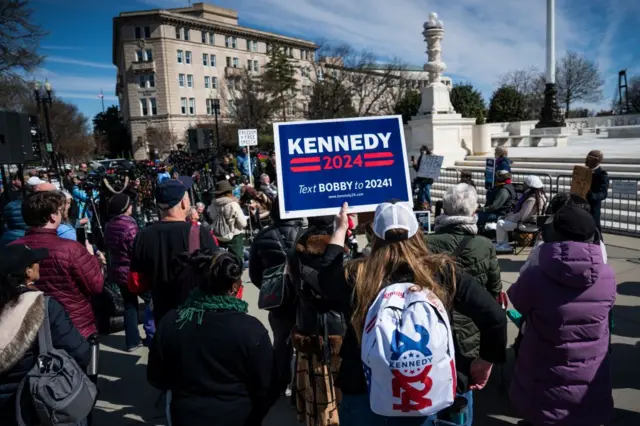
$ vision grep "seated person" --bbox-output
[240,186,271,231]
[477,170,516,227]
[494,175,548,253]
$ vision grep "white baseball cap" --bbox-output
[524,175,543,189]
[26,176,47,186]
[372,201,419,241]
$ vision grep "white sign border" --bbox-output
[238,128,258,147]
[274,115,413,219]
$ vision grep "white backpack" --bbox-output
[361,283,456,417]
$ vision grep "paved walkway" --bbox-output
[93,234,640,425]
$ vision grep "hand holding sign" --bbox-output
[330,202,350,247]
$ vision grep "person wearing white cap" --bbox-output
[26,176,47,189]
[495,175,548,254]
[317,202,507,424]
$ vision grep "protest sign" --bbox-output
[612,180,637,196]
[238,129,258,147]
[484,158,495,189]
[570,165,592,199]
[274,115,412,219]
[416,155,444,180]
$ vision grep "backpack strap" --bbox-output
[188,224,201,254]
[15,295,51,426]
[451,235,473,260]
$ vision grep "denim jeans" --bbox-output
[339,392,473,426]
[120,284,141,350]
[420,183,432,206]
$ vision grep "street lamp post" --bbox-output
[211,96,221,155]
[33,79,61,179]
[536,0,565,128]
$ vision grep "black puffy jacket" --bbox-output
[0,291,90,425]
[248,219,305,287]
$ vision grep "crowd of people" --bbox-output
[0,145,617,426]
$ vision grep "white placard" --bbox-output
[612,181,638,196]
[416,155,444,180]
[238,128,258,147]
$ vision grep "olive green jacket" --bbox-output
[425,224,502,363]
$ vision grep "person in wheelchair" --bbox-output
[494,176,547,254]
[476,170,516,228]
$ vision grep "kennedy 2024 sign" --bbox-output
[274,115,413,219]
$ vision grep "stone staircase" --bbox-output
[427,156,640,236]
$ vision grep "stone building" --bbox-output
[113,2,317,159]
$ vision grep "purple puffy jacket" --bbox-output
[104,215,138,287]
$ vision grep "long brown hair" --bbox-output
[346,230,455,344]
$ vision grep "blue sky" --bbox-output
[31,0,640,122]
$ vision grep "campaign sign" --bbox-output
[484,158,495,189]
[274,115,413,219]
[416,155,444,180]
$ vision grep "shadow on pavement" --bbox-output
[263,397,299,426]
[497,258,526,274]
[611,306,640,339]
[610,342,640,392]
[616,281,640,298]
[613,408,640,425]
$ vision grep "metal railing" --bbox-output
[555,175,640,237]
[429,169,640,237]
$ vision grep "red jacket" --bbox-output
[12,228,104,337]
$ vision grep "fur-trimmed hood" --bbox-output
[0,291,45,374]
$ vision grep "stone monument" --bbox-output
[407,12,476,167]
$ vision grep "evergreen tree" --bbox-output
[308,80,356,119]
[487,86,525,123]
[393,90,421,124]
[262,46,298,121]
[450,84,485,122]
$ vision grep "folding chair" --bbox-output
[512,222,541,255]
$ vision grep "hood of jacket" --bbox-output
[538,241,605,289]
[215,196,235,207]
[3,199,27,231]
[0,291,45,374]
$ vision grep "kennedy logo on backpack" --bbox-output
[361,283,456,417]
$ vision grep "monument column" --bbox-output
[536,0,565,128]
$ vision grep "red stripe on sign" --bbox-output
[291,165,321,172]
[364,152,393,159]
[365,160,394,167]
[290,157,321,164]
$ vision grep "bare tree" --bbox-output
[44,99,95,162]
[629,76,640,114]
[305,43,409,117]
[556,51,603,114]
[145,126,178,157]
[220,68,274,131]
[498,67,546,120]
[0,73,32,111]
[0,0,47,76]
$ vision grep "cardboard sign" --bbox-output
[274,115,413,219]
[416,155,444,180]
[238,129,258,147]
[484,158,495,189]
[570,165,593,199]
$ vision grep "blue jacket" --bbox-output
[0,200,27,247]
[57,222,77,241]
[236,154,253,176]
[71,186,98,220]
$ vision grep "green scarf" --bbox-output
[176,289,248,328]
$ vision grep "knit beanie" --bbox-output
[108,193,131,217]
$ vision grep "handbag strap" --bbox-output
[452,235,473,260]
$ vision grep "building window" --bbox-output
[232,57,238,68]
[228,99,235,112]
[185,51,192,64]
[149,98,157,115]
[138,75,145,89]
[206,98,212,115]
[225,56,231,67]
[135,50,143,62]
[187,74,193,88]
[140,98,148,116]
[210,54,216,67]
[145,49,153,61]
[266,43,271,53]
[203,53,208,66]
[228,78,235,90]
[148,74,155,88]
[135,27,141,39]
[177,50,183,64]
[184,28,190,41]
[209,33,215,44]
[204,76,210,89]
[138,74,155,89]
[247,59,252,70]
[188,98,195,115]
[225,36,231,48]
[301,49,307,60]
[247,40,257,51]
[176,26,181,39]
[212,76,218,89]
[181,97,187,115]
[178,73,185,88]
[201,31,207,43]
[301,67,307,77]
[144,26,151,38]
[232,37,237,48]
[254,60,259,72]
